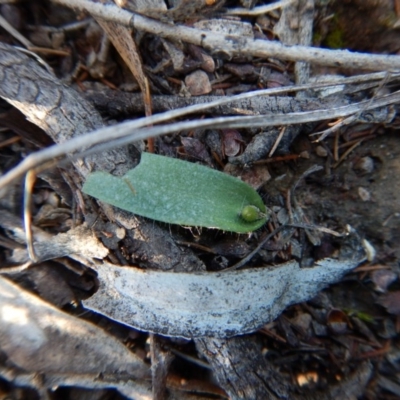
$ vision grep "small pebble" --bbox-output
[358,187,371,201]
[200,52,215,73]
[315,145,328,157]
[299,150,309,159]
[354,156,374,174]
[185,70,212,96]
[291,313,312,332]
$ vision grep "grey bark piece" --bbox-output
[274,0,315,87]
[0,209,109,264]
[229,126,301,164]
[82,86,348,117]
[196,336,291,399]
[0,275,153,398]
[195,336,372,400]
[0,275,150,379]
[84,240,365,338]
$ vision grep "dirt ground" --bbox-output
[0,1,399,399]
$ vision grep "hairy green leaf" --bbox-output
[83,153,268,233]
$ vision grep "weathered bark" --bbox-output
[196,336,372,400]
[0,42,204,271]
[196,336,291,399]
[82,85,347,117]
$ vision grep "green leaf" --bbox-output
[83,153,269,233]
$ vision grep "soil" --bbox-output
[305,133,400,261]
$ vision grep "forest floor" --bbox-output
[0,1,399,399]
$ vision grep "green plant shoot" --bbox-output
[82,153,269,233]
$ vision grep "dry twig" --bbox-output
[52,0,400,71]
[0,42,398,189]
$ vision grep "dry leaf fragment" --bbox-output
[221,129,243,157]
[377,291,400,315]
[180,136,213,165]
[94,19,152,116]
[371,269,397,293]
[327,309,350,335]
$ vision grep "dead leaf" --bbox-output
[221,129,243,157]
[371,269,397,293]
[377,291,400,315]
[84,240,365,338]
[327,309,350,335]
[180,136,212,165]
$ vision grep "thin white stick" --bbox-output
[228,0,295,16]
[52,0,400,71]
[269,126,286,157]
[0,88,399,190]
[0,14,33,48]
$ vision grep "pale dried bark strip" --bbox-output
[83,234,365,339]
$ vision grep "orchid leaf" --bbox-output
[83,153,268,233]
